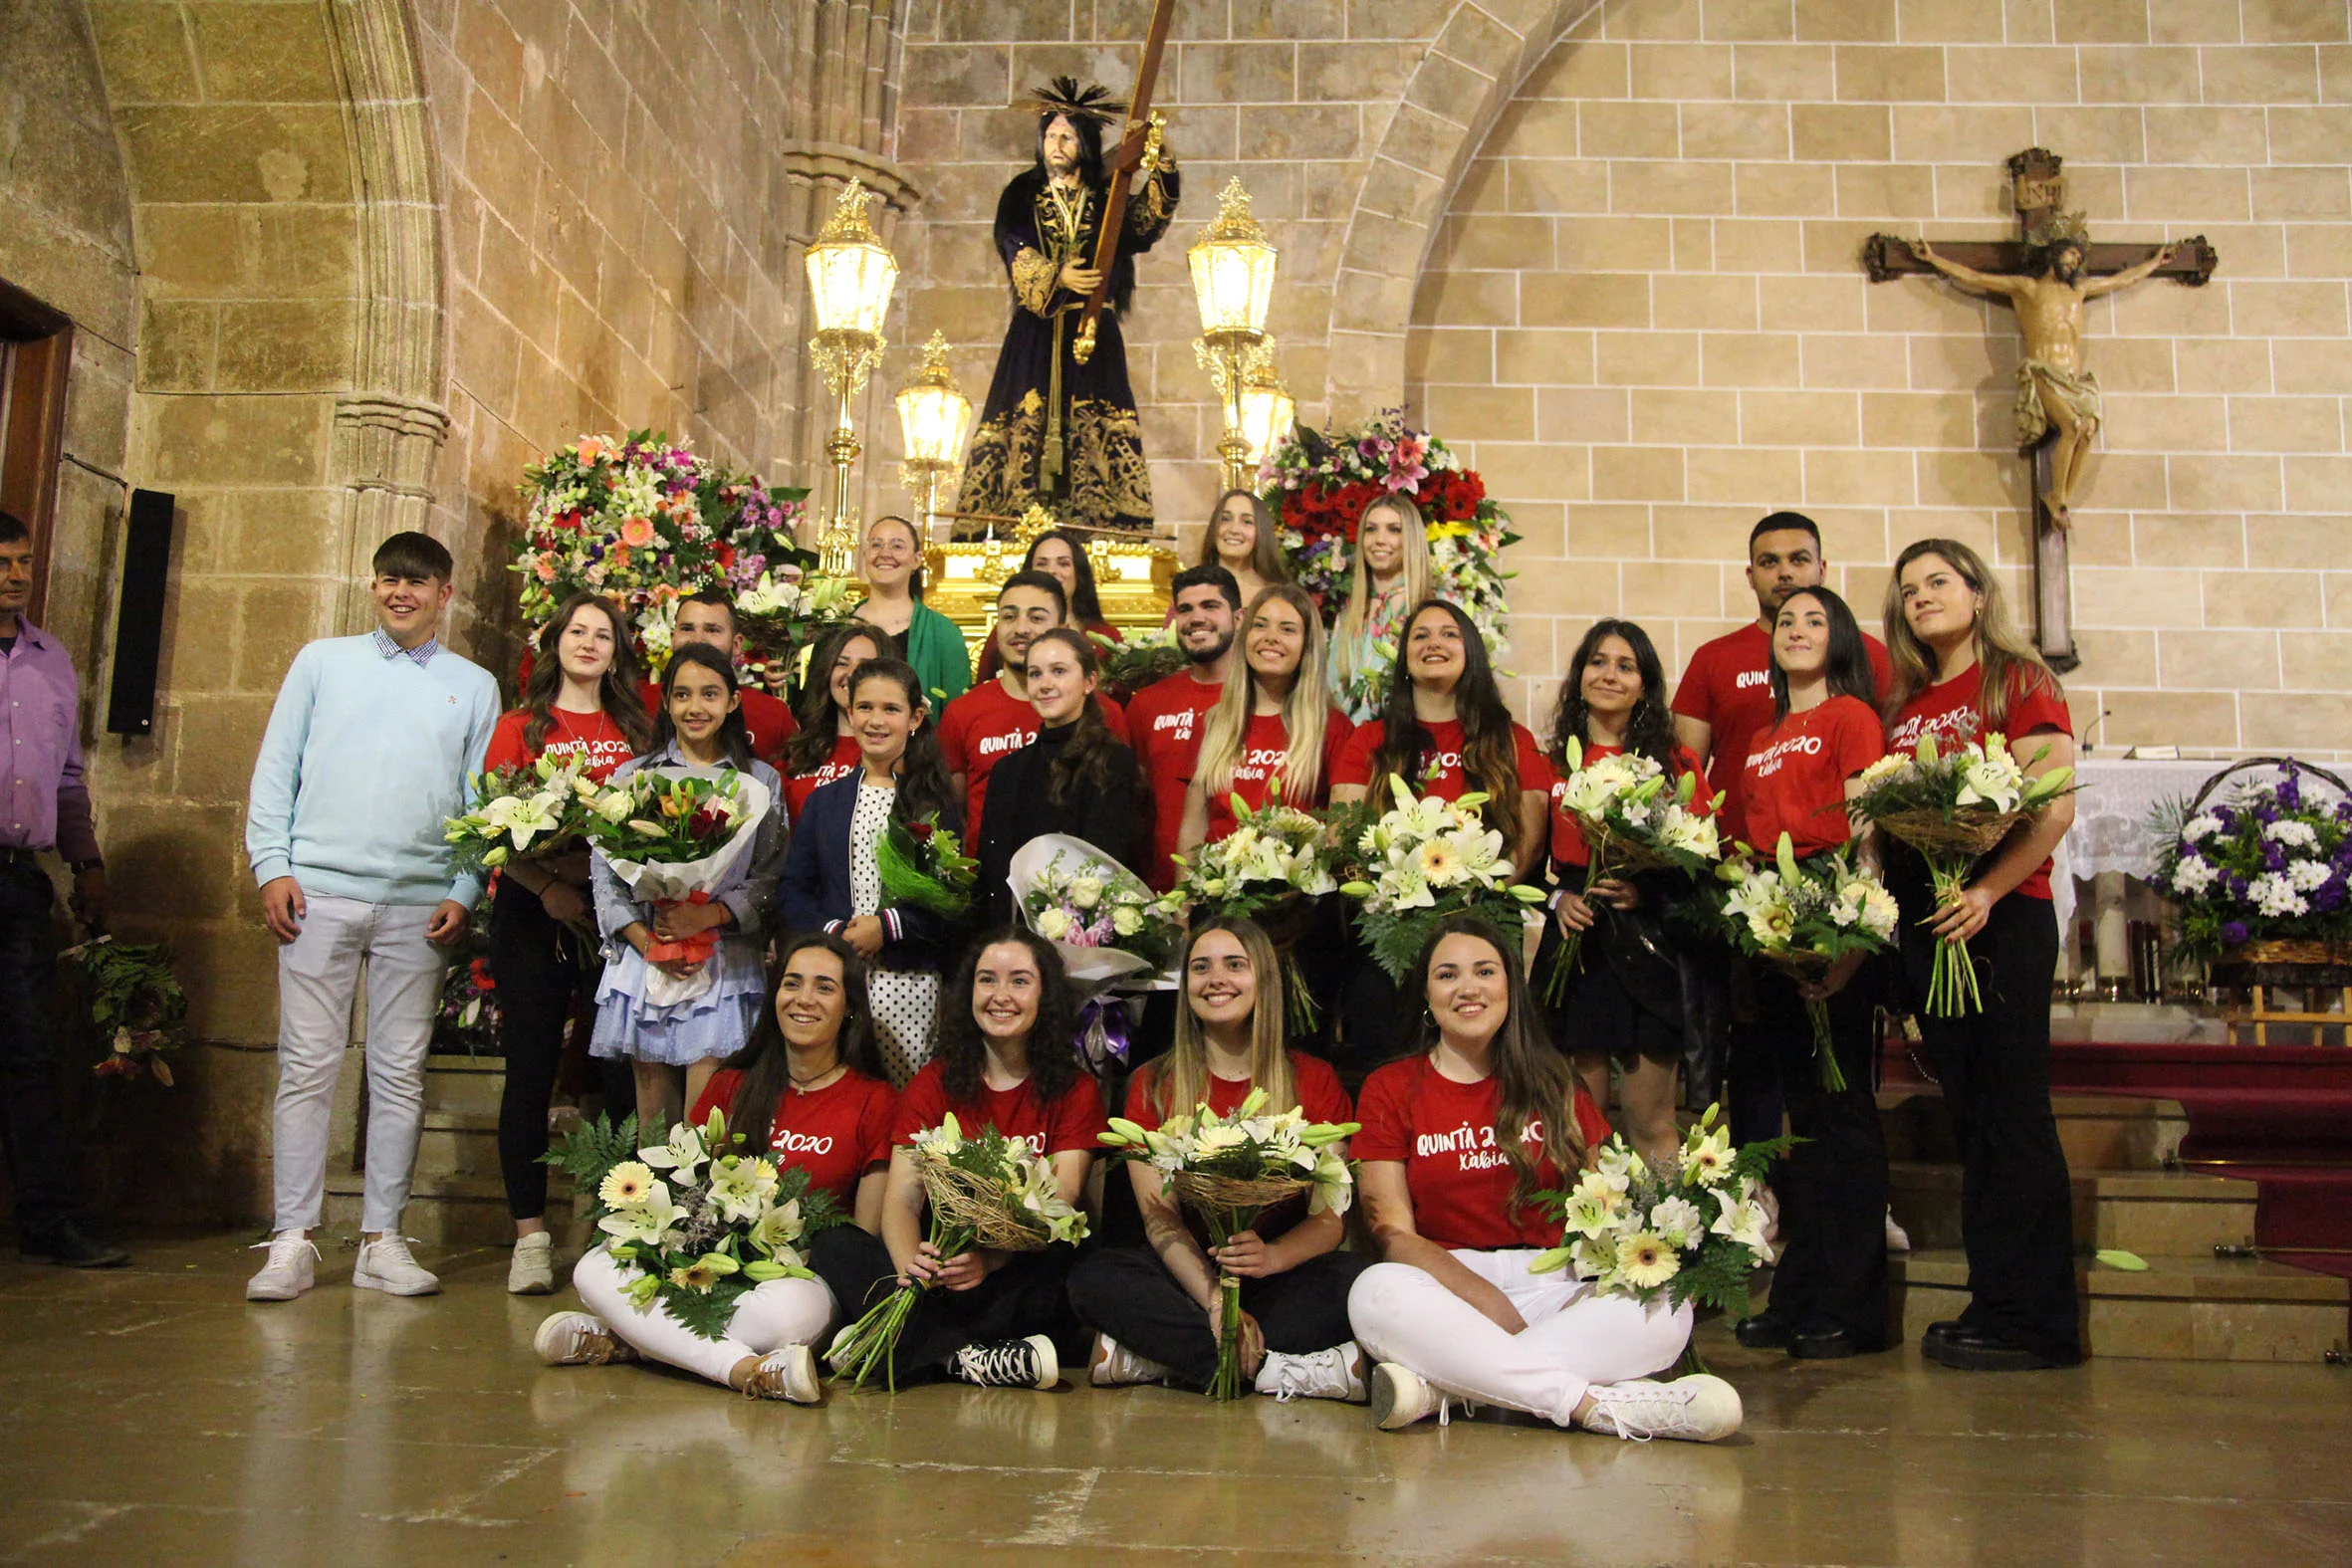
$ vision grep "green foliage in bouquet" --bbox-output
[876,812,979,922]
[444,755,592,876]
[68,936,186,1085]
[578,770,751,864]
[1088,625,1185,703]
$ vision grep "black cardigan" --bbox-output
[975,720,1146,929]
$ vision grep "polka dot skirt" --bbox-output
[851,781,938,1088]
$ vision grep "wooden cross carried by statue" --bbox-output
[1865,149,2218,671]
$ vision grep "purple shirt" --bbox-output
[0,621,100,863]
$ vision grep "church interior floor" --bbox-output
[3,1232,2348,1568]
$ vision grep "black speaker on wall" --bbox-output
[106,488,174,736]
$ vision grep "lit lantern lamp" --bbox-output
[1189,177,1280,492]
[1235,341,1294,472]
[805,178,899,574]
[894,332,973,543]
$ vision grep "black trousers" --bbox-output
[1899,885,2079,1362]
[1753,965,1888,1344]
[809,1224,1084,1384]
[492,877,585,1222]
[1066,1243,1367,1387]
[0,861,75,1238]
[1337,961,1417,1082]
[1726,957,1788,1151]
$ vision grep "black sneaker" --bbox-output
[1734,1309,1794,1350]
[23,1222,129,1269]
[948,1333,1059,1389]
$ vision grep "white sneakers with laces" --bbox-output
[1574,1374,1744,1443]
[740,1344,822,1405]
[508,1232,556,1295]
[1088,1332,1175,1388]
[1256,1343,1370,1403]
[245,1232,321,1301]
[1369,1361,1451,1430]
[534,1310,637,1366]
[353,1235,441,1296]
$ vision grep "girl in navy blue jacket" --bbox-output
[780,656,964,1085]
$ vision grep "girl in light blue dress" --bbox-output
[591,643,786,1131]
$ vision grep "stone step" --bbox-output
[1894,1247,2349,1363]
[1889,1163,2260,1257]
[1882,1088,2188,1174]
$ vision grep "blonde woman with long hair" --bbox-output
[1879,538,2080,1374]
[1065,918,1368,1400]
[1178,583,1352,852]
[1329,494,1433,722]
[1196,489,1289,608]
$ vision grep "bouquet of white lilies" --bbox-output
[444,755,596,875]
[826,1114,1090,1391]
[542,1107,844,1340]
[1702,833,1900,1088]
[1850,729,2075,1016]
[1159,793,1343,1029]
[1542,738,1721,1003]
[1529,1105,1786,1321]
[1337,775,1545,983]
[1099,1088,1358,1400]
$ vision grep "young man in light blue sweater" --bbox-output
[243,532,499,1301]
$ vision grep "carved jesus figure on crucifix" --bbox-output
[1905,224,2176,528]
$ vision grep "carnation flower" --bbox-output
[2171,854,2220,896]
[2180,813,2225,844]
[2249,873,2309,918]
[2265,819,2318,849]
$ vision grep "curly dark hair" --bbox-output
[721,931,884,1155]
[1546,618,1677,774]
[934,926,1083,1108]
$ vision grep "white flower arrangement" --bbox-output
[1337,775,1545,982]
[1700,833,1899,1088]
[443,754,597,874]
[1542,737,1721,1002]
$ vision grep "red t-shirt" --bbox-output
[1353,1056,1611,1251]
[1886,662,2072,901]
[1331,718,1552,806]
[888,1059,1109,1158]
[1672,621,1892,847]
[1126,671,1225,890]
[782,734,860,825]
[689,1067,897,1210]
[638,678,797,767]
[1739,696,1886,857]
[1546,742,1715,868]
[482,708,638,782]
[1202,709,1356,842]
[938,678,1130,834]
[1121,1051,1354,1131]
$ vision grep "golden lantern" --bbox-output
[1189,177,1280,492]
[894,332,973,541]
[805,178,899,573]
[1235,340,1294,470]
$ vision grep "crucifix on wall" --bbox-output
[1865,149,2218,671]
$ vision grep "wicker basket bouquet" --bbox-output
[2151,760,2352,978]
[1695,833,1900,1088]
[1850,731,2074,1015]
[825,1114,1091,1391]
[1160,792,1344,1029]
[1528,1104,1788,1328]
[1099,1087,1357,1400]
[543,1106,845,1340]
[1541,737,1722,1004]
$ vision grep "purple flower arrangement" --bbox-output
[2156,764,2352,961]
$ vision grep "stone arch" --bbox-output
[1325,0,1602,419]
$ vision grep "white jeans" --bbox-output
[1348,1250,1695,1426]
[573,1247,839,1387]
[271,894,447,1233]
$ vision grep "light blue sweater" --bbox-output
[245,633,501,907]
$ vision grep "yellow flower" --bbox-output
[1615,1232,1681,1289]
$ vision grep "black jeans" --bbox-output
[492,877,585,1223]
[0,861,75,1237]
[809,1224,1084,1384]
[1753,964,1889,1344]
[1065,1244,1367,1387]
[1726,957,1788,1152]
[1899,884,2079,1362]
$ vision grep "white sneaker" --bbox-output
[1884,1208,1912,1252]
[1369,1361,1448,1431]
[1256,1343,1370,1403]
[534,1310,637,1366]
[1576,1375,1744,1443]
[949,1333,1058,1389]
[741,1344,822,1404]
[508,1232,556,1295]
[245,1232,319,1301]
[1088,1332,1175,1388]
[353,1235,441,1296]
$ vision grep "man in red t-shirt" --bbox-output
[1670,512,1891,847]
[1125,564,1240,890]
[638,590,797,766]
[939,571,1129,832]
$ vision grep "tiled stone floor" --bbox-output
[4,1232,2350,1567]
